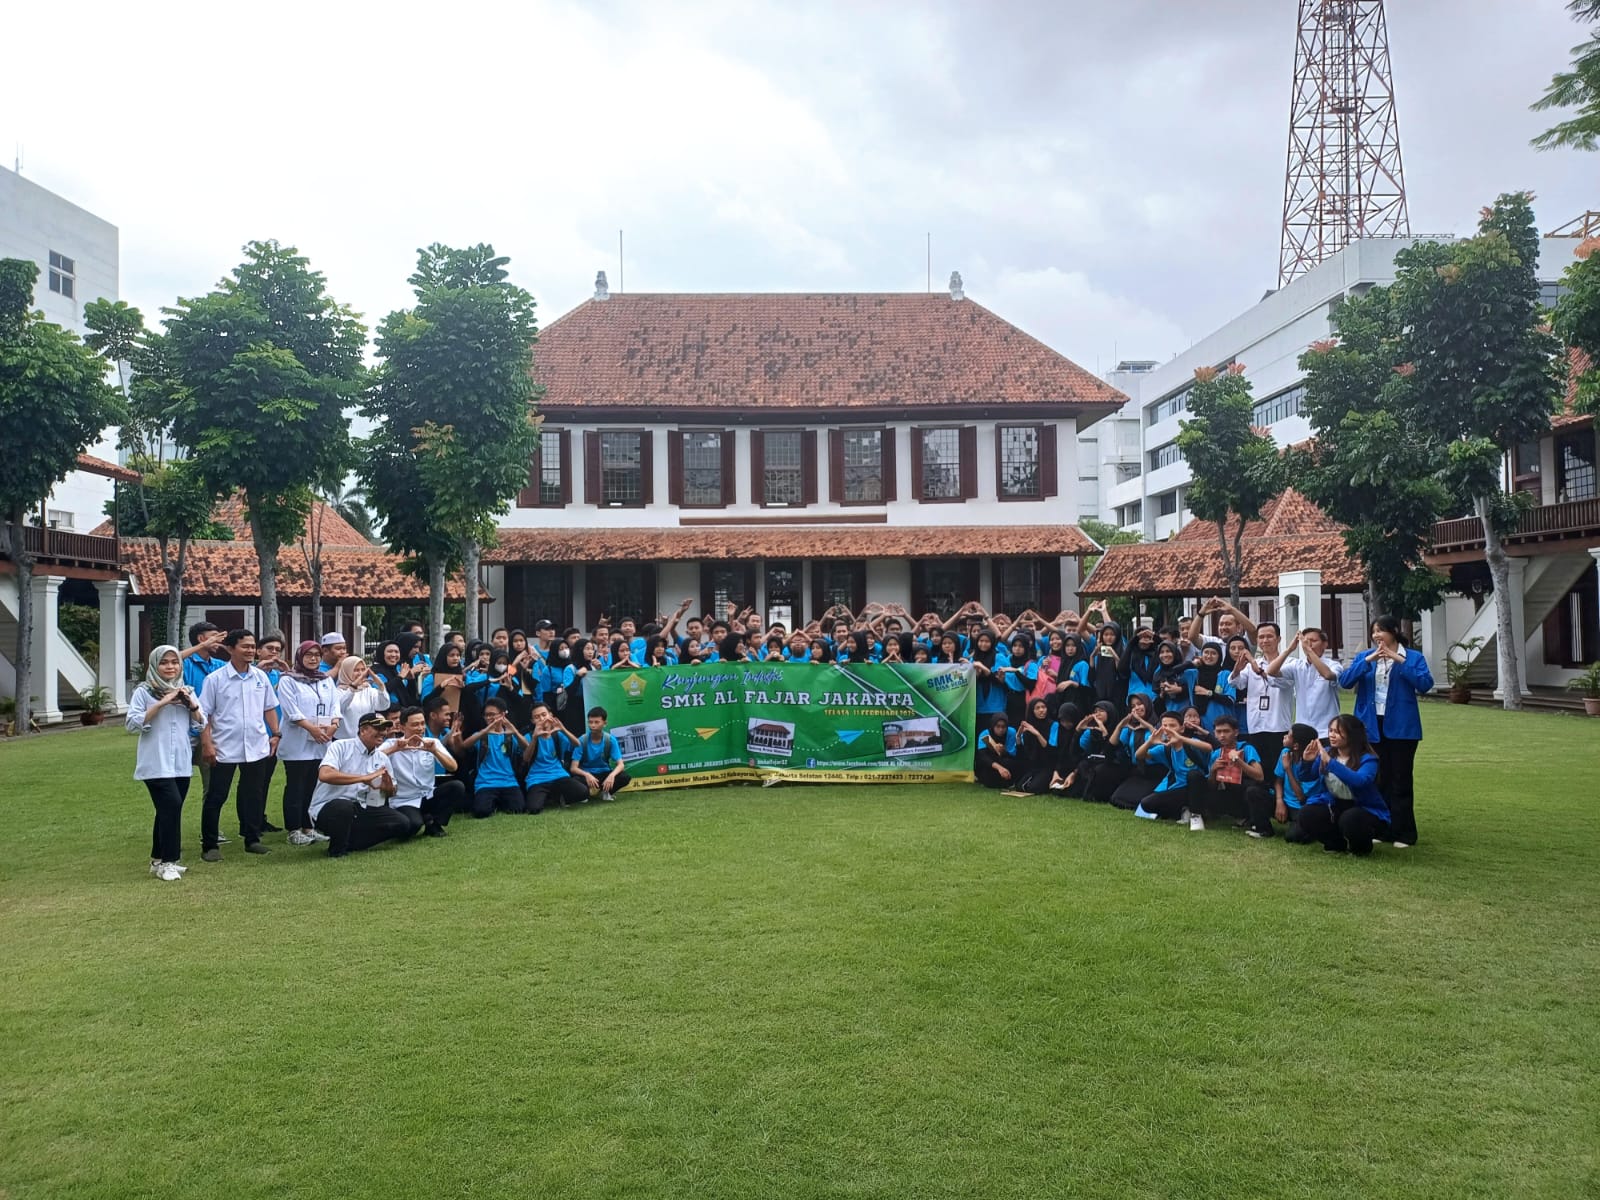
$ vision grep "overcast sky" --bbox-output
[5,0,1594,377]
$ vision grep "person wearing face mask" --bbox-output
[334,656,387,738]
[1338,614,1433,849]
[127,645,207,880]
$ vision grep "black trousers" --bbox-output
[1139,784,1193,821]
[602,770,632,795]
[471,785,525,818]
[395,783,461,836]
[202,758,270,850]
[312,798,412,857]
[144,776,189,863]
[1376,720,1419,845]
[1245,732,1286,772]
[1298,802,1390,856]
[525,776,590,813]
[1110,767,1163,811]
[431,779,464,825]
[252,754,279,831]
[281,759,321,830]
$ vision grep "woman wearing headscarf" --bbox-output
[1152,640,1196,718]
[1086,621,1125,705]
[420,642,466,707]
[969,628,1010,724]
[370,640,420,709]
[126,645,206,880]
[462,648,532,732]
[335,656,386,737]
[1120,625,1161,704]
[277,640,340,846]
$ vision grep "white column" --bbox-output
[1419,603,1449,690]
[1492,557,1530,701]
[29,574,63,724]
[1276,570,1322,645]
[94,579,130,712]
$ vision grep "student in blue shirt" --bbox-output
[1189,642,1237,731]
[1299,713,1390,856]
[1275,723,1329,844]
[971,630,1011,722]
[1194,714,1272,837]
[521,702,588,812]
[1013,698,1063,794]
[1337,615,1433,848]
[571,706,630,801]
[456,697,528,817]
[974,714,1020,789]
[1152,641,1195,717]
[1132,712,1216,827]
[1105,694,1162,809]
[1000,637,1039,727]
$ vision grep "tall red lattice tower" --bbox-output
[1279,0,1410,287]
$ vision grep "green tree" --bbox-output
[362,243,540,642]
[1294,289,1453,620]
[0,258,123,734]
[1390,194,1562,709]
[1532,1,1600,151]
[162,241,366,629]
[1174,365,1284,610]
[1552,243,1600,413]
[1078,518,1142,630]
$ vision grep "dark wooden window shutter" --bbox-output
[959,426,978,500]
[516,446,539,508]
[638,431,654,506]
[720,429,737,506]
[880,428,897,502]
[584,431,601,504]
[910,427,925,501]
[559,431,573,504]
[751,431,766,505]
[1041,557,1062,617]
[667,431,684,506]
[960,558,980,609]
[1040,424,1058,498]
[810,566,823,625]
[829,429,845,503]
[802,431,819,505]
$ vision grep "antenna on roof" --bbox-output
[618,229,624,294]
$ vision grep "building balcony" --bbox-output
[1427,497,1600,562]
[4,524,121,570]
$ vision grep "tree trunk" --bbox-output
[1477,493,1522,712]
[1364,579,1381,625]
[309,561,323,643]
[1230,518,1247,612]
[250,521,279,639]
[428,557,446,648]
[461,538,481,643]
[2,518,35,735]
[1215,519,1243,611]
[162,535,189,649]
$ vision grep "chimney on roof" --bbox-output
[949,271,965,301]
[593,270,610,301]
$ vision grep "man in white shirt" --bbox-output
[1265,627,1342,737]
[383,706,459,839]
[1227,621,1295,769]
[1187,598,1259,653]
[309,712,412,857]
[198,629,281,861]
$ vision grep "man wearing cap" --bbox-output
[309,712,412,857]
[319,631,348,674]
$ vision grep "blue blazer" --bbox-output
[1338,650,1434,743]
[1321,752,1388,821]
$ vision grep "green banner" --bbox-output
[580,661,977,790]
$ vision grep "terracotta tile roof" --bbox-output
[1169,489,1344,544]
[484,524,1099,563]
[533,293,1127,415]
[120,539,479,603]
[75,453,141,484]
[1083,489,1361,597]
[1081,535,1363,597]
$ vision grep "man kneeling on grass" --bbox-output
[383,705,460,838]
[308,712,412,857]
[572,706,630,801]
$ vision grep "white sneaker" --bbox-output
[216,833,231,845]
[170,862,188,873]
[149,859,161,876]
[601,790,614,803]
[1392,841,1412,849]
[1189,814,1206,832]
[288,830,316,846]
[1178,809,1191,825]
[155,862,183,881]
[306,829,330,843]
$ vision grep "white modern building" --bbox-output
[1,166,131,724]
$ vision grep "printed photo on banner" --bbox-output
[613,719,673,760]
[882,717,944,758]
[747,718,796,757]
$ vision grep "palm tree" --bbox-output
[320,479,378,543]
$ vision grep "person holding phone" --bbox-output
[1338,615,1433,848]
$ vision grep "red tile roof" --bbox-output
[532,293,1127,416]
[484,524,1099,564]
[75,453,141,484]
[120,539,478,603]
[1082,490,1362,597]
[210,496,372,546]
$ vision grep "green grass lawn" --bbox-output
[2,703,1597,1199]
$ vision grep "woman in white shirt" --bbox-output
[335,656,386,737]
[276,640,341,846]
[126,645,205,881]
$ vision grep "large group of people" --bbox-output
[125,594,1433,880]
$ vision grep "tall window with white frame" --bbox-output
[842,430,883,503]
[919,428,961,500]
[998,426,1041,499]
[47,251,75,299]
[764,430,804,505]
[600,432,643,505]
[539,432,564,504]
[681,431,723,506]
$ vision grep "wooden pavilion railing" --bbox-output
[6,524,121,569]
[1429,497,1600,554]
